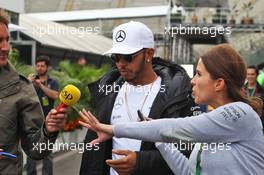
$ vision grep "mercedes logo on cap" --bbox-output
[115,30,126,42]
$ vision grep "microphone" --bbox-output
[55,84,81,112]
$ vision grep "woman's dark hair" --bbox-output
[201,43,262,116]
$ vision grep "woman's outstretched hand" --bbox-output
[78,108,114,145]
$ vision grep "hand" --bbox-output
[27,73,42,87]
[27,73,35,82]
[106,150,137,175]
[78,108,113,145]
[33,79,42,88]
[45,108,67,133]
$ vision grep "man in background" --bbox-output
[244,65,264,98]
[77,56,87,66]
[244,65,264,133]
[27,56,59,175]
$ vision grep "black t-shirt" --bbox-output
[35,76,59,116]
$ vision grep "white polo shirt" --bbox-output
[110,77,161,175]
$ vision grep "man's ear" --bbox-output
[145,48,155,62]
[215,78,225,92]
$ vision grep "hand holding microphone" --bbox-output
[45,84,81,133]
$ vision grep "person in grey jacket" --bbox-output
[79,44,264,175]
[0,9,67,175]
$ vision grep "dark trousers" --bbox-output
[26,153,53,175]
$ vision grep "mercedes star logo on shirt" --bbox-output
[114,97,123,109]
[115,30,126,42]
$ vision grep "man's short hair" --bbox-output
[247,65,259,75]
[36,55,50,66]
[0,8,9,27]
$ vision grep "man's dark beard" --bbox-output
[38,70,48,77]
[126,56,146,84]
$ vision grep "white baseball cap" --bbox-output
[104,21,154,55]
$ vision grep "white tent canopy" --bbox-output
[25,5,171,22]
[8,23,25,32]
[19,14,112,55]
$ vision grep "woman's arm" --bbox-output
[113,102,253,143]
[79,102,254,144]
[155,142,192,175]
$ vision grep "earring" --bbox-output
[147,59,150,62]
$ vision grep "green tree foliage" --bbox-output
[8,48,34,76]
[51,60,110,131]
[9,48,110,131]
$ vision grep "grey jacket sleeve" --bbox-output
[18,82,57,160]
[113,102,257,144]
[155,142,192,175]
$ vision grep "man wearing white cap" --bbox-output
[80,21,199,175]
